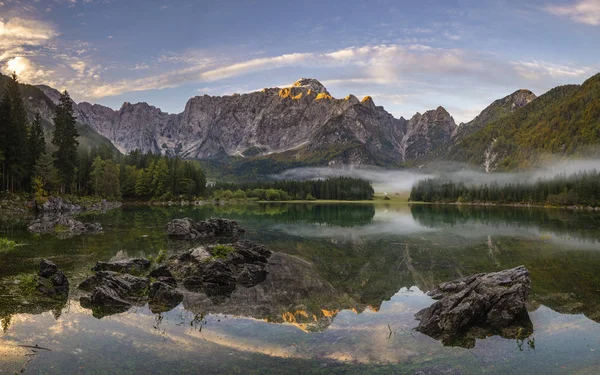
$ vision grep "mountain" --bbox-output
[415,89,537,169]
[0,74,118,153]
[71,78,456,167]
[7,71,599,177]
[447,73,600,171]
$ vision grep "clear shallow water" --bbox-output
[1,203,600,374]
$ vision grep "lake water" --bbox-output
[1,203,600,374]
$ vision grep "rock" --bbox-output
[148,281,183,313]
[415,266,532,348]
[36,259,69,298]
[39,259,59,278]
[201,261,237,297]
[35,196,121,214]
[237,264,267,288]
[189,246,211,262]
[173,240,272,300]
[39,197,82,213]
[166,218,245,240]
[230,241,271,265]
[79,271,149,318]
[149,265,177,287]
[28,215,102,238]
[92,259,151,274]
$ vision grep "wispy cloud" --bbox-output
[0,17,58,50]
[512,60,595,80]
[545,0,600,25]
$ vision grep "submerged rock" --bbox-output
[415,266,532,348]
[166,218,245,240]
[92,259,151,274]
[36,259,69,299]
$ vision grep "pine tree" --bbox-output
[28,112,46,177]
[52,91,79,193]
[34,152,60,194]
[152,158,169,197]
[0,73,29,191]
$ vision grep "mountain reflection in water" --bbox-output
[1,203,600,374]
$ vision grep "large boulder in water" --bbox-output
[36,259,69,299]
[79,271,149,318]
[166,218,245,240]
[415,266,532,348]
[175,241,272,301]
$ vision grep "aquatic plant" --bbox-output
[211,244,235,259]
[0,237,17,249]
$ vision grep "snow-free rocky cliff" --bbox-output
[40,78,458,165]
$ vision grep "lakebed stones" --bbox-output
[166,218,245,240]
[36,259,69,299]
[415,266,532,348]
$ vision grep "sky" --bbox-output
[0,0,599,123]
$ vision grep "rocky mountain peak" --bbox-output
[506,89,536,109]
[292,78,329,94]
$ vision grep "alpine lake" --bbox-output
[1,203,599,374]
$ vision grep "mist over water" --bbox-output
[272,159,600,192]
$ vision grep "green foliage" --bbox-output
[209,177,374,201]
[52,90,79,193]
[410,169,600,207]
[89,156,121,198]
[449,74,600,169]
[0,73,29,191]
[32,176,48,205]
[211,244,235,260]
[0,237,17,249]
[155,249,167,264]
[28,113,46,172]
[33,152,60,194]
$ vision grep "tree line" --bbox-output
[209,177,375,201]
[410,170,600,207]
[0,73,78,194]
[0,73,206,200]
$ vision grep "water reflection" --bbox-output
[1,203,600,373]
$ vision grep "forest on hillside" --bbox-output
[449,74,600,170]
[0,73,207,200]
[410,170,600,207]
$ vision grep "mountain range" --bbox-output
[4,73,600,178]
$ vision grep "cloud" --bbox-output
[79,44,492,99]
[2,56,53,81]
[0,18,58,50]
[545,0,600,25]
[512,60,595,80]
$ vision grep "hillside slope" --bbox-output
[447,74,600,171]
